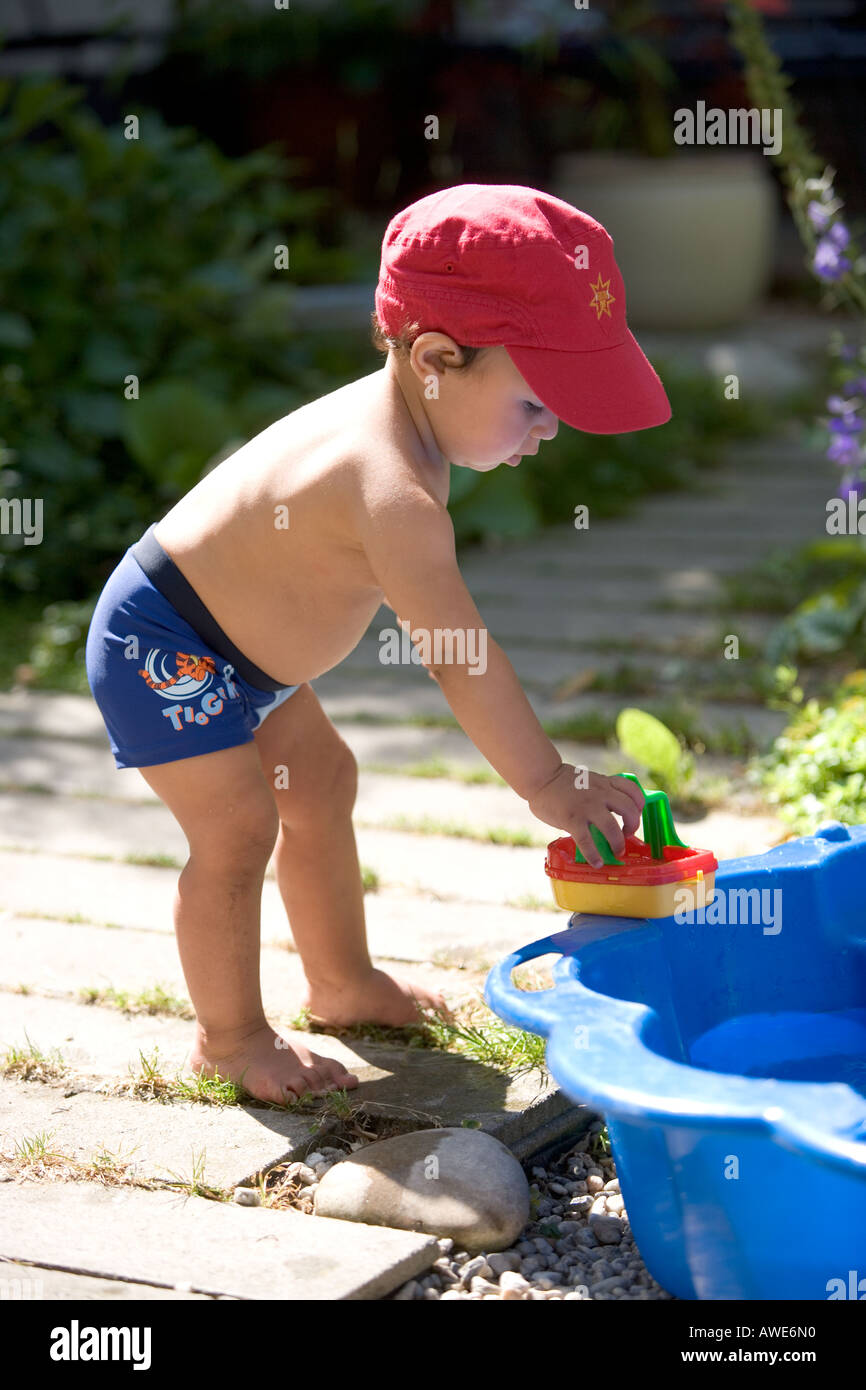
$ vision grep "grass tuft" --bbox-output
[78,983,194,1019]
[1,1033,69,1082]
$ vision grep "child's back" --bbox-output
[154,366,438,686]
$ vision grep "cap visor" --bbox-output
[506,333,672,435]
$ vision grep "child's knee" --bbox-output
[187,798,279,873]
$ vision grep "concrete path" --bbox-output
[0,311,828,1298]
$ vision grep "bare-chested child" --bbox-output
[86,184,671,1106]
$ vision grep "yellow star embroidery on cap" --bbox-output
[589,274,615,320]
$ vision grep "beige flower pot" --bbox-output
[552,151,778,329]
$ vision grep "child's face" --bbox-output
[407,339,559,470]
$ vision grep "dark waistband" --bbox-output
[130,525,287,692]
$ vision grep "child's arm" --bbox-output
[358,486,643,864]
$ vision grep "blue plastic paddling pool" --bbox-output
[484,822,866,1300]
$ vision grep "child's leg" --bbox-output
[251,683,453,1027]
[137,741,359,1105]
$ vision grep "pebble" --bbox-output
[285,1162,317,1187]
[603,1178,621,1193]
[606,1195,625,1215]
[486,1252,521,1277]
[315,1128,529,1252]
[589,1213,624,1245]
[392,1280,420,1300]
[586,1173,605,1193]
[459,1255,492,1287]
[470,1277,501,1295]
[499,1271,530,1297]
[232,1187,261,1206]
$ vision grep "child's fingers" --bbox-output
[611,774,645,811]
[575,810,626,862]
[608,783,644,833]
[573,828,604,868]
[610,799,642,836]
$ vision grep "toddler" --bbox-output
[85,184,671,1106]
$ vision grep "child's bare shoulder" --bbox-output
[322,370,453,538]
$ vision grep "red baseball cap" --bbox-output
[375,183,671,435]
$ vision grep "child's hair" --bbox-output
[369,312,482,370]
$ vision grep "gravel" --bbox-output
[385,1122,674,1301]
[278,1126,672,1301]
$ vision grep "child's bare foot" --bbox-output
[190,1021,360,1107]
[302,968,454,1029]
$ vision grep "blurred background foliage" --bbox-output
[0,73,370,607]
[0,0,863,834]
[0,68,811,688]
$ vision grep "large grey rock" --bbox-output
[314,1126,530,1254]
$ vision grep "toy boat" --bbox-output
[544,773,717,917]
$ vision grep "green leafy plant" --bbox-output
[582,0,678,159]
[615,707,695,799]
[0,72,369,607]
[747,670,866,831]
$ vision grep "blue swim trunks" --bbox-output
[85,525,301,770]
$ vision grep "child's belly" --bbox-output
[153,520,385,687]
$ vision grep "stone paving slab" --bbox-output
[0,787,789,974]
[0,851,556,966]
[0,1182,439,1300]
[314,681,789,746]
[0,996,575,1154]
[0,799,550,906]
[458,510,830,576]
[0,914,494,1012]
[0,1259,212,1299]
[0,1078,317,1190]
[0,746,778,843]
[0,693,597,769]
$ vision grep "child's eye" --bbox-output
[523,401,543,415]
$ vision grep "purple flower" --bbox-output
[807,199,832,231]
[842,376,866,397]
[827,221,851,251]
[827,432,862,466]
[814,237,852,281]
[826,397,863,433]
[829,415,862,436]
[840,343,858,361]
[839,473,865,500]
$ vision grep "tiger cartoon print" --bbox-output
[138,651,217,691]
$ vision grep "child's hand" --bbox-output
[528,767,645,868]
